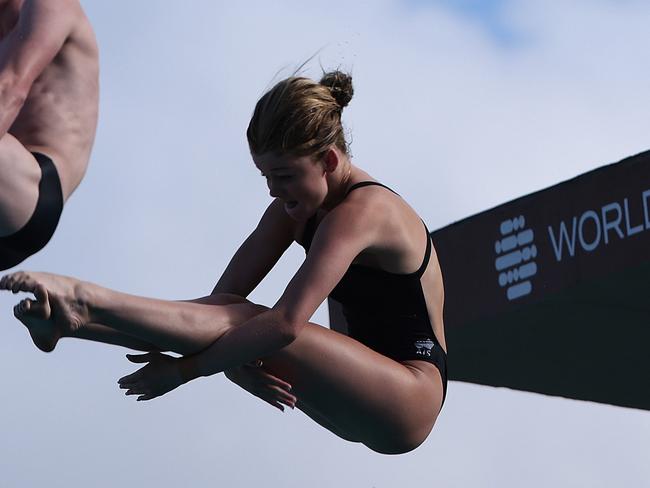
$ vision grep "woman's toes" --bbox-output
[34,284,49,302]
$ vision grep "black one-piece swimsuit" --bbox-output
[298,181,448,406]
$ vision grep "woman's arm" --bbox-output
[39,199,295,352]
[115,196,379,400]
[174,198,379,382]
[211,198,295,297]
[84,199,296,353]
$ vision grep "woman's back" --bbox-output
[295,176,447,358]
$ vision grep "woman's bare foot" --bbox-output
[0,271,92,352]
[13,291,59,352]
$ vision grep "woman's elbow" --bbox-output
[279,318,305,346]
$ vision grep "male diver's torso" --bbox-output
[5,1,99,199]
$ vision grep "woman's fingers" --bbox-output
[265,384,296,408]
[118,370,143,384]
[126,352,156,363]
[262,397,285,412]
[122,383,149,396]
[258,370,293,393]
[265,374,292,392]
[248,367,296,406]
[228,363,296,410]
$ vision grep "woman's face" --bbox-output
[253,152,327,220]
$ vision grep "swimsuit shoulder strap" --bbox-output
[302,181,395,251]
[347,181,431,277]
[345,181,400,197]
[415,220,432,278]
[302,213,319,251]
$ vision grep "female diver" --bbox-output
[0,0,99,270]
[0,71,447,454]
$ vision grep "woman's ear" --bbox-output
[322,148,339,173]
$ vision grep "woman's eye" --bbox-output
[260,174,292,180]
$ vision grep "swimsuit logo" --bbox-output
[494,215,538,301]
[414,339,435,357]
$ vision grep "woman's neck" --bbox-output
[322,160,357,211]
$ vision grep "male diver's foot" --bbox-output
[14,296,60,353]
[0,271,92,350]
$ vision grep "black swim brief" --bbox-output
[0,152,64,270]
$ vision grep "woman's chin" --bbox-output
[284,200,298,212]
[284,201,315,221]
[284,201,301,219]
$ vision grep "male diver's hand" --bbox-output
[118,352,185,401]
[225,361,296,412]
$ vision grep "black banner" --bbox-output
[431,150,650,410]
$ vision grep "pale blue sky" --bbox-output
[1,1,649,487]
[409,0,521,45]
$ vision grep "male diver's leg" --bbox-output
[0,134,41,237]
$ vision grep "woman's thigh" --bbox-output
[220,298,444,454]
[267,324,442,453]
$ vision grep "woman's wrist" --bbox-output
[177,356,201,383]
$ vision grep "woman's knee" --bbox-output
[366,427,432,455]
[363,409,438,455]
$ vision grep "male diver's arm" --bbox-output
[0,0,79,137]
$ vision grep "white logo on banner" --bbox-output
[494,215,538,300]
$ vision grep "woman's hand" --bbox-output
[118,352,185,401]
[225,361,297,412]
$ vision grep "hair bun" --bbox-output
[320,71,353,109]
